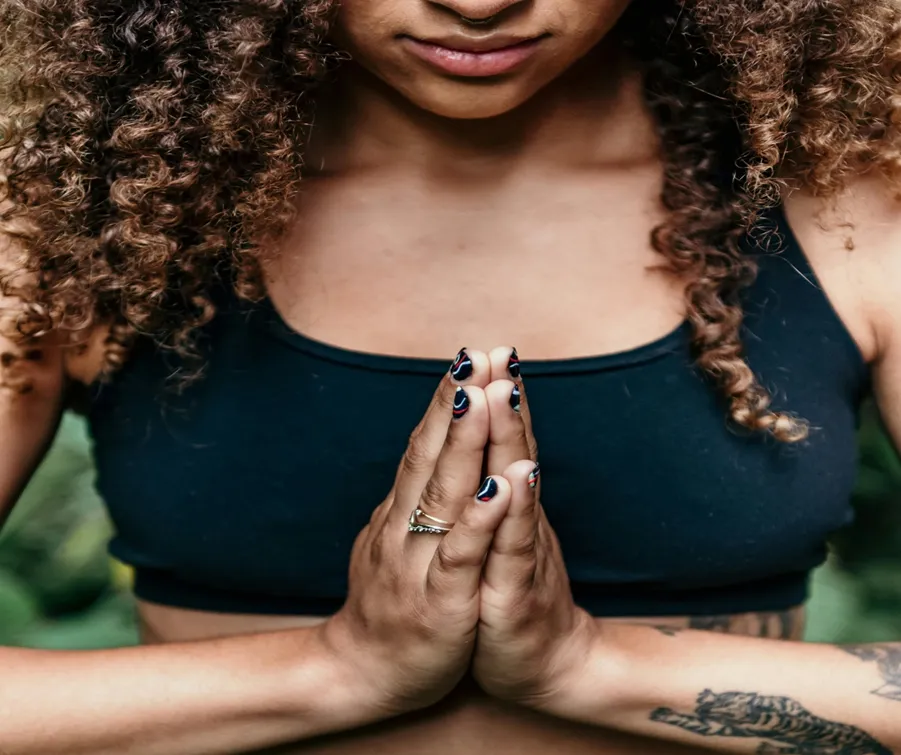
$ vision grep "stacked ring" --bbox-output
[408,508,454,535]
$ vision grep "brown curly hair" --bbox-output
[1,0,900,441]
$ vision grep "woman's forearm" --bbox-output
[544,622,901,754]
[0,625,382,755]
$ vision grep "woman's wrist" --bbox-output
[515,618,636,724]
[278,620,401,737]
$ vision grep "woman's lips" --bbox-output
[401,36,545,78]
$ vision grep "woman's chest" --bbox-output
[268,172,685,362]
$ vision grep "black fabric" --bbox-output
[87,207,870,617]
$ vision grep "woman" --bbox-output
[0,0,900,752]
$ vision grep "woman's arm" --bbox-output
[549,622,899,753]
[0,333,377,754]
[0,626,380,755]
[0,331,375,754]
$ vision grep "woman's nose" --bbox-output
[430,0,528,24]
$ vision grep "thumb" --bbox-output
[482,459,540,593]
[424,476,511,601]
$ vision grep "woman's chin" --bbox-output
[389,79,546,121]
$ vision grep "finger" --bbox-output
[514,378,538,463]
[407,385,489,530]
[485,379,533,477]
[486,347,538,470]
[488,345,520,384]
[482,459,541,593]
[450,347,491,387]
[425,475,511,601]
[390,348,490,503]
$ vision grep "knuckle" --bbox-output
[435,541,478,572]
[420,475,454,511]
[505,534,538,560]
[368,532,385,565]
[369,498,390,525]
[350,524,372,556]
[400,437,430,479]
[454,506,482,533]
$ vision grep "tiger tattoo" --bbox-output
[650,689,891,754]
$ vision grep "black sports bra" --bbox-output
[87,207,869,617]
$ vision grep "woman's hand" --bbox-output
[473,348,597,710]
[320,349,516,719]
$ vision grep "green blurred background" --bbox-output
[1,405,900,648]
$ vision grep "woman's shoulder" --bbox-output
[782,170,901,365]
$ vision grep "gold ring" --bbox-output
[408,507,453,535]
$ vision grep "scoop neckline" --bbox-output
[256,295,691,376]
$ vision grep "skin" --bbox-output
[1,0,898,753]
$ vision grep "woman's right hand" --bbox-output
[319,349,514,717]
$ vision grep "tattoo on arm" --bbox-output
[650,689,892,754]
[689,615,734,632]
[651,610,800,640]
[842,645,901,703]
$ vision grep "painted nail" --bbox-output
[507,348,521,379]
[453,387,470,420]
[528,463,541,489]
[510,384,521,414]
[476,477,499,502]
[450,348,473,382]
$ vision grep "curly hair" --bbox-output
[1,0,900,441]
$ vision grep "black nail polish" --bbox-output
[507,348,521,379]
[476,477,499,502]
[528,463,541,489]
[450,348,473,382]
[453,387,470,420]
[510,384,521,414]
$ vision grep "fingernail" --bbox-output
[476,477,499,503]
[450,348,473,382]
[510,384,521,414]
[453,387,470,420]
[507,348,520,379]
[528,463,541,489]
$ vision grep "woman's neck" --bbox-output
[304,41,660,183]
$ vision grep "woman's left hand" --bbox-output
[472,349,597,710]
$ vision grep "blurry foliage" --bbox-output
[805,401,901,643]
[0,414,138,648]
[1,405,900,648]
